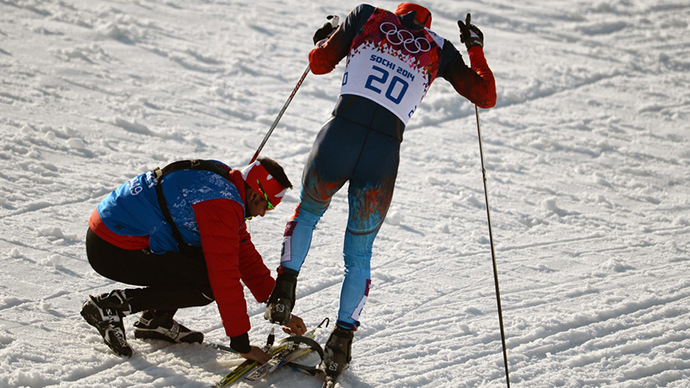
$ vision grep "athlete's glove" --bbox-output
[457,13,484,49]
[313,15,339,46]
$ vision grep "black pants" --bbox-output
[86,228,215,314]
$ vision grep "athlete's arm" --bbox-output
[308,4,376,74]
[439,40,496,108]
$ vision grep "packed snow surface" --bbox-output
[0,0,688,387]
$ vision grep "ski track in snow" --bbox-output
[1,0,689,387]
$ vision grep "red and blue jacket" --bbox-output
[89,165,274,339]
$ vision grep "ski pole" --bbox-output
[249,64,310,164]
[474,105,510,387]
[249,15,340,164]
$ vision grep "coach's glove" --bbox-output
[457,13,484,49]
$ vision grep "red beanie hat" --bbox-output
[241,161,288,208]
[395,3,432,29]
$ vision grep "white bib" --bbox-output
[339,20,445,124]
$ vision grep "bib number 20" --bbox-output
[362,65,409,104]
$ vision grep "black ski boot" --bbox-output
[80,289,133,357]
[264,269,298,325]
[134,309,203,344]
[322,325,354,383]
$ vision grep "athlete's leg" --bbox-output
[280,118,366,272]
[267,118,367,324]
[337,131,400,328]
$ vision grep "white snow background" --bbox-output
[1,0,689,387]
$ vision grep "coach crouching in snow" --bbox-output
[80,157,306,363]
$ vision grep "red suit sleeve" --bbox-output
[308,28,350,75]
[237,224,275,303]
[192,199,250,338]
[446,46,497,109]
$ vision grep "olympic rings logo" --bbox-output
[379,22,431,54]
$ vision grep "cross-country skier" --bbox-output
[264,3,496,383]
[81,158,306,363]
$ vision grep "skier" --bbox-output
[264,2,496,383]
[81,158,306,363]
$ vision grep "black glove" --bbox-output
[313,15,338,46]
[457,13,484,49]
[230,332,251,354]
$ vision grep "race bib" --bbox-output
[340,45,426,124]
[340,14,444,124]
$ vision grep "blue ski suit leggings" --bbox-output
[281,94,404,329]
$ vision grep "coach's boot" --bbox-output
[80,289,133,357]
[264,269,298,325]
[134,309,203,344]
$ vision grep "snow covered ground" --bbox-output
[1,0,689,386]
